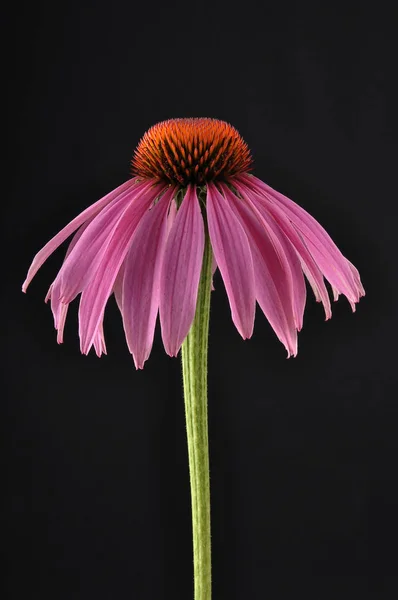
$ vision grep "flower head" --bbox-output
[132,118,252,184]
[23,118,364,368]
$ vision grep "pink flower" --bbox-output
[23,118,364,368]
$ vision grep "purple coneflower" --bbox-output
[23,118,364,368]
[23,117,365,600]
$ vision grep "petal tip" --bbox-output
[235,322,254,341]
[168,349,180,359]
[80,343,91,356]
[132,354,146,370]
[287,348,298,359]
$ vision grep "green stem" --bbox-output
[181,231,212,600]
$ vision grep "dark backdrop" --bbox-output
[4,2,398,599]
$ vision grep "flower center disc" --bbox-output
[132,118,252,185]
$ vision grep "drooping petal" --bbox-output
[211,254,217,277]
[52,180,157,306]
[78,184,168,356]
[331,285,340,302]
[56,303,69,344]
[300,262,330,315]
[46,283,67,334]
[235,183,332,319]
[22,178,139,292]
[45,284,53,305]
[121,187,175,369]
[235,180,332,320]
[159,185,205,357]
[44,217,96,339]
[211,254,217,291]
[113,260,125,315]
[64,218,94,260]
[238,174,364,307]
[220,184,297,356]
[224,183,307,332]
[206,183,255,339]
[347,259,365,297]
[93,321,107,357]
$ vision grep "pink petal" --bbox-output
[235,179,332,320]
[22,178,139,292]
[121,187,176,369]
[206,183,255,339]
[211,254,217,291]
[225,183,307,332]
[45,284,53,304]
[45,283,67,335]
[300,261,330,312]
[93,322,107,357]
[239,174,364,307]
[211,254,217,277]
[51,180,156,306]
[347,259,365,297]
[331,285,340,302]
[220,184,297,356]
[159,185,205,357]
[166,198,178,236]
[56,303,69,344]
[78,184,168,357]
[113,260,125,315]
[64,218,94,260]
[45,220,96,339]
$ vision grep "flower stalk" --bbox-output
[181,230,213,600]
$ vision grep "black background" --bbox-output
[4,2,398,599]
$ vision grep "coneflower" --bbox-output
[23,118,364,599]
